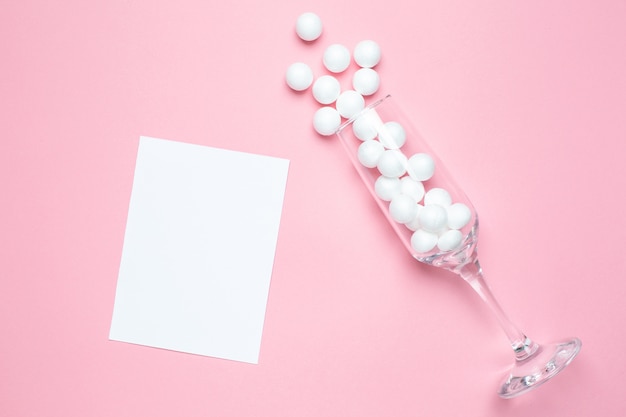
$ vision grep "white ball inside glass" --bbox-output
[399,177,425,202]
[405,204,424,231]
[357,139,385,168]
[374,175,401,201]
[411,229,438,253]
[437,229,463,251]
[377,150,408,178]
[389,194,419,224]
[424,187,452,207]
[447,203,472,230]
[407,153,435,181]
[418,204,448,233]
[378,121,406,149]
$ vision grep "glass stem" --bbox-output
[457,257,539,361]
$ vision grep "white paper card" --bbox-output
[109,136,289,364]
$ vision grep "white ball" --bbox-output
[437,229,463,252]
[352,109,382,141]
[399,177,425,202]
[374,175,401,201]
[352,68,380,96]
[313,106,341,136]
[377,150,408,178]
[418,204,448,233]
[389,194,419,224]
[312,75,341,104]
[296,12,323,41]
[336,90,365,119]
[357,139,384,168]
[447,203,472,230]
[323,44,351,73]
[378,121,406,149]
[354,40,381,68]
[285,62,313,91]
[407,153,435,181]
[405,204,424,231]
[411,229,438,253]
[424,187,452,207]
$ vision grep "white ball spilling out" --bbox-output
[354,40,381,68]
[295,12,323,41]
[285,62,313,91]
[313,106,341,136]
[312,75,341,104]
[336,90,365,119]
[352,68,380,96]
[323,44,351,73]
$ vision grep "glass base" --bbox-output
[498,338,582,399]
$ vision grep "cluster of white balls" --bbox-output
[355,111,472,253]
[285,12,382,136]
[286,13,471,255]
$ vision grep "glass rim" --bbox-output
[336,93,392,134]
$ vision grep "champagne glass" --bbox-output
[334,94,581,398]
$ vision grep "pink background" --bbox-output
[2,0,625,415]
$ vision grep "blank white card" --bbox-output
[109,136,290,364]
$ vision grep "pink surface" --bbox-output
[1,1,625,415]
